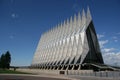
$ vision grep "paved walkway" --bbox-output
[0,74,72,80]
[68,75,120,80]
[1,74,120,80]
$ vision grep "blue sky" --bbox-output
[0,0,120,66]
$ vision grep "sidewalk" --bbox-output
[0,74,75,80]
[68,75,120,80]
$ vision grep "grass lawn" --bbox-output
[0,69,31,74]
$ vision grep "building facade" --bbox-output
[31,7,104,71]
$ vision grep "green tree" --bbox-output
[0,55,1,68]
[0,56,1,68]
[5,51,11,69]
[0,51,11,69]
[0,54,6,69]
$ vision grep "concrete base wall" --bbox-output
[16,69,61,75]
[15,69,120,80]
[16,68,93,75]
[16,69,120,77]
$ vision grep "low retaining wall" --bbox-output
[16,69,93,75]
[68,70,120,78]
[16,69,60,75]
[16,69,120,78]
[67,70,93,75]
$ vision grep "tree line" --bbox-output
[0,51,11,69]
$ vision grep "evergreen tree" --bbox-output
[5,51,11,69]
[0,51,11,69]
[0,55,1,68]
[0,54,6,69]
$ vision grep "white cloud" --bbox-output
[9,35,14,39]
[103,52,120,66]
[112,36,118,42]
[72,3,80,12]
[97,34,104,39]
[11,13,18,18]
[112,36,117,39]
[98,33,120,66]
[114,40,118,42]
[117,32,120,35]
[102,48,115,53]
[99,40,108,48]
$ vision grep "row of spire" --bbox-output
[39,7,92,48]
[32,7,92,64]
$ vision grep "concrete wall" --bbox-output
[16,68,92,75]
[16,69,120,78]
[16,69,60,75]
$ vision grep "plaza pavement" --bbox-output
[0,73,120,80]
[0,74,74,80]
